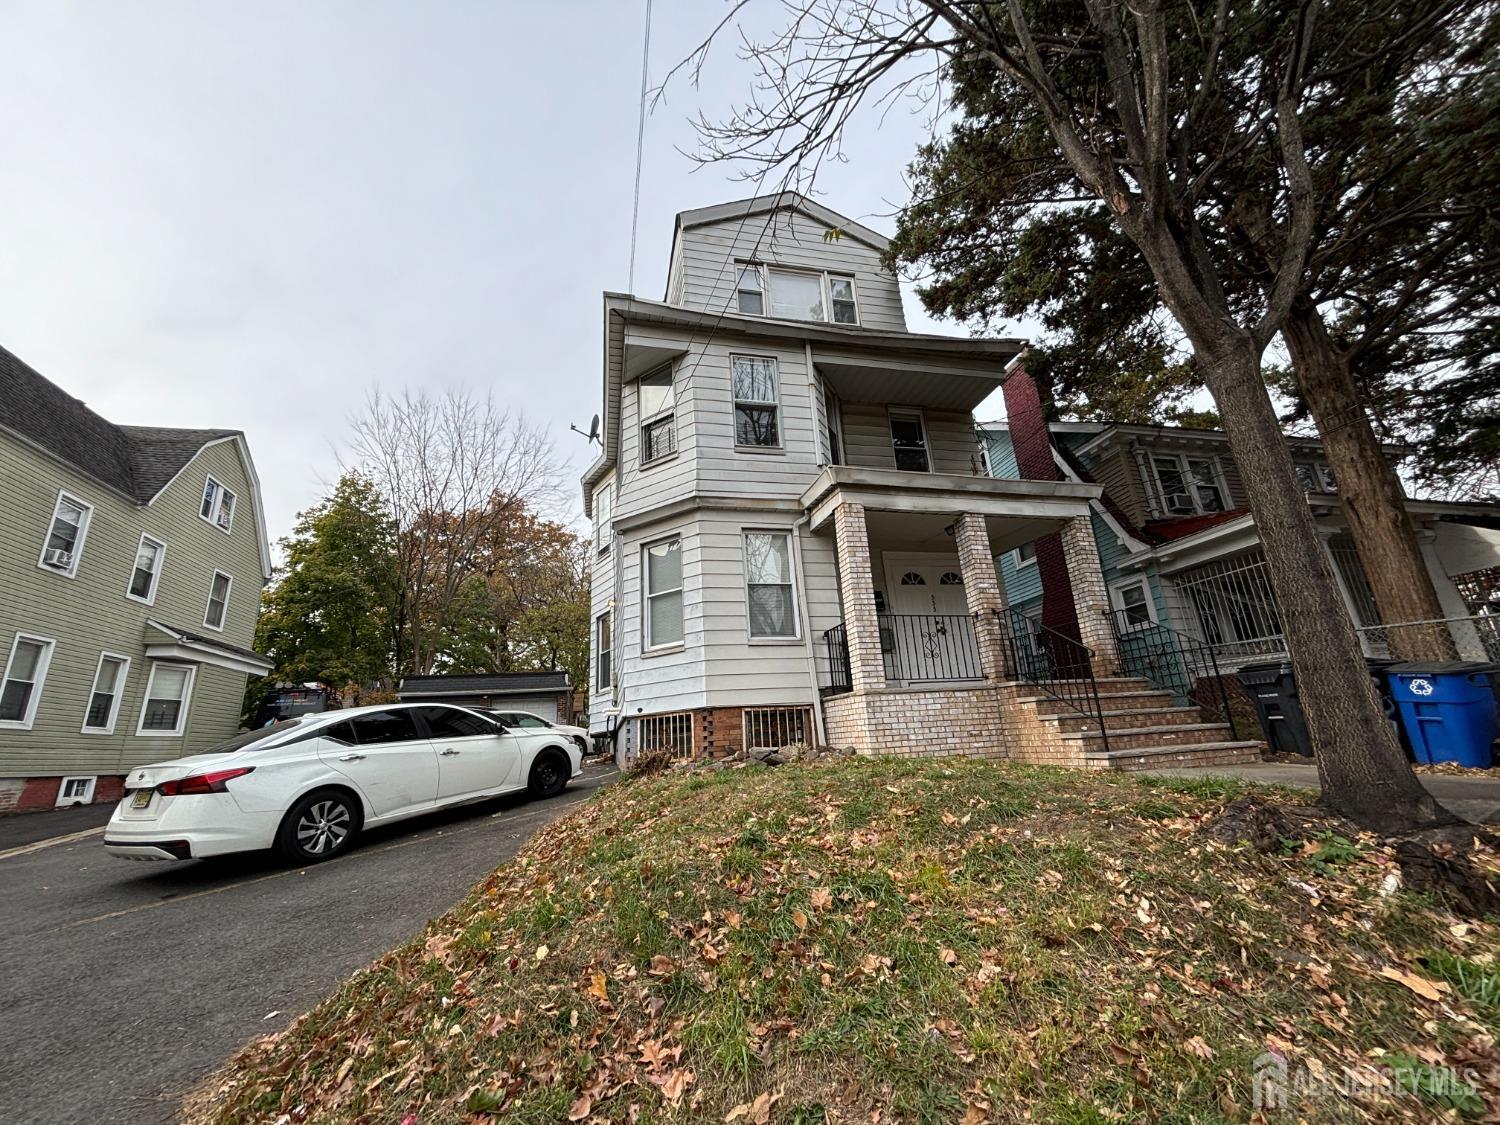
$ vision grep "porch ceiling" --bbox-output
[803,465,1101,549]
[813,352,1002,411]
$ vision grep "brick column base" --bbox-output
[1060,514,1120,675]
[955,512,1011,679]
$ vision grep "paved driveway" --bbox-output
[0,766,613,1124]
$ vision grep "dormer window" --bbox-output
[734,263,859,325]
[1151,454,1228,515]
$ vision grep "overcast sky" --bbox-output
[1,1,1017,547]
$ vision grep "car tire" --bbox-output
[275,789,361,863]
[528,751,570,799]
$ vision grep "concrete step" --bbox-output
[1082,740,1266,772]
[1049,707,1205,734]
[1061,723,1239,753]
[1020,688,1174,713]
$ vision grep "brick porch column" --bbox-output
[833,502,884,692]
[1059,514,1120,675]
[955,512,1012,679]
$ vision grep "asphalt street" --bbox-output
[0,765,614,1124]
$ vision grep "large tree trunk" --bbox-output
[1281,303,1456,661]
[1200,336,1453,832]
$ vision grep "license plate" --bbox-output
[130,789,153,810]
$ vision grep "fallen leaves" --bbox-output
[1377,964,1451,1002]
[724,1088,781,1123]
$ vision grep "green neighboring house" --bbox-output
[0,345,273,811]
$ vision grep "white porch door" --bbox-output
[881,554,978,683]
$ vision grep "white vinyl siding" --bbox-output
[0,633,56,730]
[38,491,93,578]
[837,403,981,474]
[137,663,195,737]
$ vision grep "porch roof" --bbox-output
[801,465,1100,552]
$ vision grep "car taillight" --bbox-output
[157,767,254,796]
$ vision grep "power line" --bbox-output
[627,0,654,295]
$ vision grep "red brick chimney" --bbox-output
[1001,360,1083,647]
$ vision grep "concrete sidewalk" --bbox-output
[1144,762,1500,825]
[0,801,116,850]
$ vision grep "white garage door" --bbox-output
[495,695,562,721]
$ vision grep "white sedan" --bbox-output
[487,709,591,753]
[103,703,582,864]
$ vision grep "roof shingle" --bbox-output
[0,344,239,503]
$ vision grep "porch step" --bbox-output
[1061,723,1240,753]
[1049,706,1205,734]
[1027,676,1153,694]
[1081,740,1266,772]
[1021,689,1177,714]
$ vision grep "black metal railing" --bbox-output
[822,622,852,696]
[1109,609,1237,737]
[879,613,983,683]
[997,606,1110,749]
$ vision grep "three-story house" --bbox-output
[0,345,272,811]
[582,194,1262,770]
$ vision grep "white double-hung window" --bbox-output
[39,491,92,577]
[639,366,677,465]
[200,475,237,532]
[731,355,780,448]
[594,480,614,553]
[138,663,195,736]
[203,571,233,631]
[744,531,797,639]
[0,634,55,729]
[128,534,166,604]
[82,653,131,733]
[644,537,683,649]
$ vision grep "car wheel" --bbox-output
[528,752,569,799]
[276,789,360,863]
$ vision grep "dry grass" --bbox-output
[184,757,1498,1123]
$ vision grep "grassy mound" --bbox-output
[187,758,1498,1123]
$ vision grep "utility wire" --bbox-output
[627,0,654,295]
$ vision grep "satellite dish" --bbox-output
[588,414,601,444]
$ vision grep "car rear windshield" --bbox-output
[200,719,306,753]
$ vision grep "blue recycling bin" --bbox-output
[1384,662,1498,768]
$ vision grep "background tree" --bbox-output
[252,473,397,703]
[346,386,563,674]
[677,0,1486,830]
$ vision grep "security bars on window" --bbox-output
[638,711,695,759]
[742,706,812,751]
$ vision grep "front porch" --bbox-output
[804,469,1264,770]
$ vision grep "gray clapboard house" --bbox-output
[0,345,272,811]
[581,194,1262,769]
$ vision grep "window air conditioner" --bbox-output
[44,548,73,568]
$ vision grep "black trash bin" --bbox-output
[1238,657,1411,760]
[1236,661,1311,756]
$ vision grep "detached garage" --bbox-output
[396,672,573,722]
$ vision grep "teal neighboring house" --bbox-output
[980,416,1500,672]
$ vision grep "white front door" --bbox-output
[880,554,980,683]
